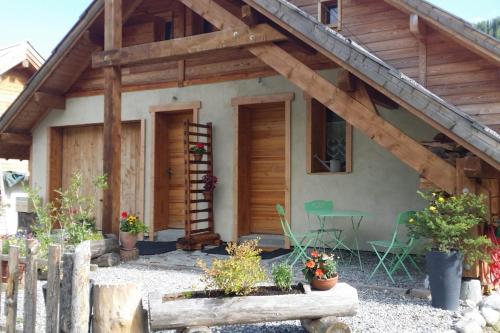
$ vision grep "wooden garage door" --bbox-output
[61,122,144,230]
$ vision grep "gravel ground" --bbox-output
[89,250,460,333]
[9,250,460,332]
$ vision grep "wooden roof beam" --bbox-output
[409,14,426,40]
[34,92,66,110]
[176,0,457,193]
[92,24,286,68]
[241,5,258,26]
[0,133,32,146]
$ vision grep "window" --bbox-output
[318,0,342,29]
[164,21,173,40]
[306,97,352,174]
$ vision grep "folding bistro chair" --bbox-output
[304,200,345,253]
[275,204,316,267]
[367,211,421,284]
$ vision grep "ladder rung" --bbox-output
[190,199,210,203]
[188,141,212,146]
[188,123,210,129]
[189,170,207,174]
[190,208,211,213]
[187,132,209,137]
[191,228,211,234]
[190,218,210,224]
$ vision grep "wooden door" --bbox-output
[154,111,193,231]
[238,102,286,235]
[60,122,144,230]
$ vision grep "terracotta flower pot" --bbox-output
[194,153,203,161]
[311,275,338,291]
[120,231,138,250]
[203,191,212,201]
[1,260,25,283]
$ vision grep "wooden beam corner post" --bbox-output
[103,0,122,236]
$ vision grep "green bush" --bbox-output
[272,263,293,291]
[408,191,493,264]
[197,239,267,296]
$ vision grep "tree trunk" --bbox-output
[90,238,120,259]
[91,253,120,267]
[301,317,352,333]
[92,282,146,333]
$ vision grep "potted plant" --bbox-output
[119,212,147,250]
[190,143,206,161]
[302,251,338,290]
[408,191,492,311]
[201,175,218,201]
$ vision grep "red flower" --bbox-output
[315,268,324,278]
[305,260,315,269]
[121,211,128,219]
[311,250,319,258]
[196,143,205,149]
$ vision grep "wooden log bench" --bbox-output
[149,282,358,333]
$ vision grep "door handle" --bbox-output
[167,168,173,178]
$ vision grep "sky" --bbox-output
[0,0,499,59]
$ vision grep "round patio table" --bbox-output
[309,209,371,270]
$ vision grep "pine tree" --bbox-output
[474,17,500,39]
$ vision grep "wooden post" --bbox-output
[92,282,146,333]
[59,253,74,333]
[5,245,20,333]
[23,239,39,333]
[46,244,61,333]
[70,241,91,333]
[102,0,123,236]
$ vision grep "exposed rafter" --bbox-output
[34,92,66,110]
[175,0,458,193]
[92,24,286,68]
[0,133,32,146]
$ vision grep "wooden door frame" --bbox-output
[231,93,293,248]
[46,120,146,232]
[149,101,201,239]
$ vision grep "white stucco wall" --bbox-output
[31,70,437,249]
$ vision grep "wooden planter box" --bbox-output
[149,283,358,332]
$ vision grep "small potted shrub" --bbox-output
[302,251,338,290]
[408,191,492,311]
[119,212,147,250]
[202,175,218,201]
[190,143,206,161]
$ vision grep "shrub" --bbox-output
[408,191,493,264]
[272,263,293,291]
[197,239,267,296]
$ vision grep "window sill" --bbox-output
[307,171,351,175]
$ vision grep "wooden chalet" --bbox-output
[0,0,499,261]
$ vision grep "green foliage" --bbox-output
[475,17,500,39]
[408,191,493,264]
[272,263,293,291]
[302,250,338,282]
[119,212,148,235]
[1,233,28,257]
[197,239,267,296]
[26,172,106,257]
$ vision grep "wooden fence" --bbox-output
[0,239,91,333]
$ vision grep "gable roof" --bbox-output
[0,41,44,76]
[0,0,499,170]
[243,0,500,169]
[383,0,500,66]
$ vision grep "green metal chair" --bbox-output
[367,211,421,284]
[304,200,345,252]
[275,204,316,267]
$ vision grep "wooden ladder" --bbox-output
[176,121,221,250]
